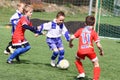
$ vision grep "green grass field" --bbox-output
[0,28,120,80]
[0,7,120,80]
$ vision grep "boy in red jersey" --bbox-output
[69,16,104,80]
[7,4,40,64]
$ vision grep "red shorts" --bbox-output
[76,52,97,62]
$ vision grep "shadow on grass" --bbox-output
[116,41,120,43]
[32,62,70,70]
[11,59,31,64]
[73,76,92,80]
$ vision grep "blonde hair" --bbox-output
[17,2,25,8]
[23,4,33,14]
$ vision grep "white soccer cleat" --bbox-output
[4,50,10,55]
[77,73,85,78]
[8,46,15,54]
[56,64,60,68]
[50,60,56,67]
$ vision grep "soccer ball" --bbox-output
[59,59,70,69]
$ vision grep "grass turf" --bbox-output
[0,28,120,80]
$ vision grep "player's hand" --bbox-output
[35,34,39,37]
[99,50,104,56]
[37,26,41,30]
[69,43,73,48]
[42,31,47,35]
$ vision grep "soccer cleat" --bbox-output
[50,60,56,67]
[4,50,10,55]
[56,64,60,68]
[8,46,15,54]
[77,73,85,79]
[15,56,20,62]
[6,59,12,64]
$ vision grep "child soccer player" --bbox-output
[7,4,39,64]
[36,11,70,67]
[69,16,104,80]
[4,2,26,55]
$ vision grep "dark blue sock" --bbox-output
[51,51,59,60]
[57,50,64,64]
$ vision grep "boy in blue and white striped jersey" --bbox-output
[36,11,70,67]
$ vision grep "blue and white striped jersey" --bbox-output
[10,10,23,35]
[41,19,70,41]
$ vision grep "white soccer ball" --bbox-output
[59,59,70,69]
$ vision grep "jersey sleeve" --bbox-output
[42,22,52,30]
[10,13,19,25]
[62,24,70,41]
[74,28,81,38]
[93,30,100,42]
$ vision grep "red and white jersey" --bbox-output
[74,26,100,54]
[12,16,32,45]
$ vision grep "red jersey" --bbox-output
[12,16,32,44]
[74,26,100,54]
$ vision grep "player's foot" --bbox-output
[4,50,10,55]
[50,60,56,67]
[77,73,85,79]
[8,46,15,54]
[77,77,84,80]
[56,64,60,68]
[16,56,20,62]
[6,59,12,64]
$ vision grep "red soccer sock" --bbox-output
[93,67,101,80]
[75,60,85,74]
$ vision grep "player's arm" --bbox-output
[69,35,76,48]
[62,25,70,41]
[22,24,42,34]
[35,22,52,37]
[10,14,19,26]
[34,25,44,37]
[96,41,104,56]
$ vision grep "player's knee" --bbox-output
[93,60,99,67]
[25,45,31,50]
[59,50,64,56]
[53,51,59,56]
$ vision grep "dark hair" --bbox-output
[85,15,95,26]
[56,11,65,18]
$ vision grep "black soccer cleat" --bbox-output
[15,56,20,62]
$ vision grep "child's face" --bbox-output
[18,3,25,13]
[56,16,65,25]
[25,9,33,17]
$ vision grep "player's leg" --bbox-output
[57,48,64,64]
[93,60,100,80]
[56,38,65,64]
[7,45,22,63]
[15,42,31,62]
[46,38,59,67]
[4,41,12,54]
[51,48,59,67]
[7,42,31,63]
[51,49,59,61]
[87,53,101,80]
[20,42,31,54]
[75,53,85,79]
